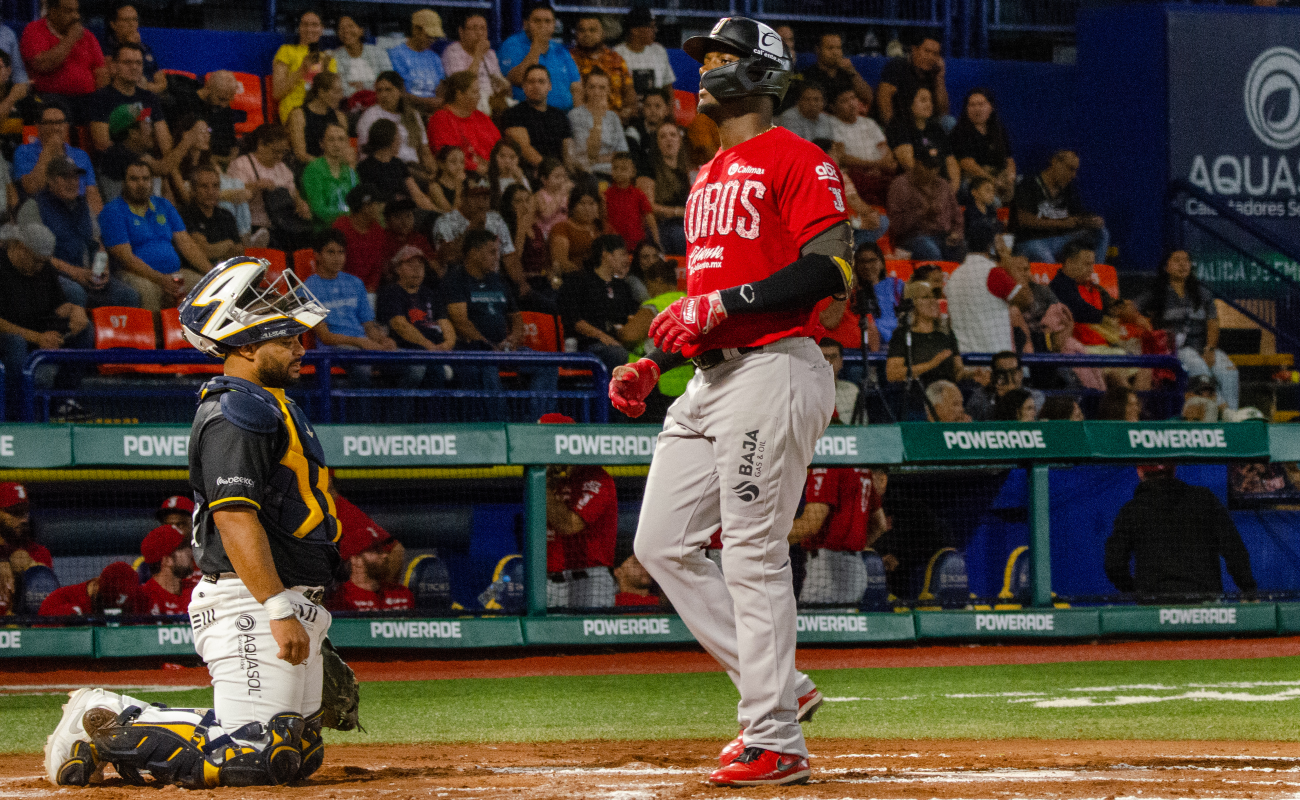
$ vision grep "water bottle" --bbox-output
[91,251,108,279]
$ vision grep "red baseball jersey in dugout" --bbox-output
[682,126,849,356]
[802,467,881,552]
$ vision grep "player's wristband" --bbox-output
[263,591,295,621]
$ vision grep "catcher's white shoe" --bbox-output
[44,688,123,786]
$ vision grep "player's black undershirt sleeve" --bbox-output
[717,222,855,315]
[645,346,689,373]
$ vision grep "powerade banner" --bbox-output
[1168,11,1300,286]
[316,424,507,466]
[0,424,72,468]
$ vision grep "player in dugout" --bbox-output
[136,524,198,616]
[44,255,359,788]
[327,503,414,613]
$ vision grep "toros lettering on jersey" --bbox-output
[685,179,766,244]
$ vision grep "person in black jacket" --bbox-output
[1104,465,1256,602]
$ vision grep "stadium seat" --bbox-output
[404,553,453,612]
[224,71,264,135]
[673,88,697,127]
[666,254,687,291]
[160,308,222,374]
[996,545,1032,609]
[160,68,197,80]
[917,547,970,610]
[476,554,525,613]
[519,310,561,352]
[292,248,315,281]
[245,247,288,283]
[885,259,913,281]
[859,549,892,613]
[996,206,1010,224]
[21,124,36,144]
[93,306,157,375]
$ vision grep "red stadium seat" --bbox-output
[159,308,222,374]
[519,311,561,353]
[93,306,156,375]
[885,259,913,281]
[245,247,288,284]
[673,89,697,127]
[223,71,264,135]
[21,125,36,144]
[665,254,687,291]
[292,248,316,281]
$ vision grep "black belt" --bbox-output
[692,346,763,371]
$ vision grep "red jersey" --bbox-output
[802,467,881,552]
[328,581,415,612]
[39,581,95,616]
[427,108,501,173]
[682,126,849,356]
[604,184,653,250]
[332,214,392,292]
[615,592,660,607]
[137,577,193,616]
[813,296,872,352]
[0,541,52,568]
[20,20,105,96]
[546,466,617,571]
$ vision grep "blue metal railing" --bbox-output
[20,350,609,424]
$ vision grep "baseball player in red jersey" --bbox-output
[790,468,886,605]
[137,524,198,616]
[608,16,855,788]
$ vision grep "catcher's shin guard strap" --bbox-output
[90,712,213,788]
[218,713,305,787]
[296,710,325,781]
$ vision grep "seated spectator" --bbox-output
[534,156,572,237]
[164,70,243,163]
[271,10,336,124]
[558,233,638,372]
[378,245,455,358]
[852,241,901,344]
[1138,249,1238,410]
[604,153,658,251]
[886,150,963,261]
[17,156,138,309]
[625,87,672,172]
[0,21,29,94]
[1039,302,1106,392]
[570,14,637,123]
[1105,464,1256,600]
[776,82,833,148]
[287,71,347,168]
[136,523,195,615]
[20,0,107,115]
[818,246,884,376]
[821,338,868,424]
[551,185,612,274]
[828,87,894,204]
[966,350,1043,421]
[886,281,985,388]
[384,194,436,269]
[331,184,389,292]
[155,494,194,537]
[445,229,558,418]
[613,7,675,99]
[568,68,628,179]
[427,70,500,173]
[487,138,530,204]
[88,43,168,155]
[626,239,660,301]
[886,88,959,186]
[1182,374,1224,422]
[925,379,971,422]
[332,15,392,102]
[803,33,874,111]
[500,184,553,308]
[39,560,137,617]
[636,124,688,255]
[305,228,397,386]
[619,256,690,423]
[105,3,164,94]
[428,145,466,213]
[788,465,886,606]
[358,118,434,209]
[963,176,1002,256]
[1038,394,1085,421]
[357,71,437,180]
[101,159,211,310]
[950,89,1015,203]
[15,103,101,217]
[543,414,617,609]
[613,554,660,607]
[0,483,53,569]
[991,387,1036,421]
[945,229,1032,356]
[165,115,216,205]
[180,163,243,263]
[1012,150,1109,264]
[501,65,576,174]
[328,509,414,613]
[441,12,510,116]
[0,50,33,161]
[500,3,581,112]
[1098,385,1143,421]
[97,102,203,203]
[301,122,358,228]
[388,9,448,115]
[877,34,949,127]
[227,124,313,249]
[1048,241,1148,379]
[432,174,522,293]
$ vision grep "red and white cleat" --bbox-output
[717,687,825,766]
[708,747,810,787]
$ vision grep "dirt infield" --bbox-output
[5,739,1300,799]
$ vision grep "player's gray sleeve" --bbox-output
[717,222,856,315]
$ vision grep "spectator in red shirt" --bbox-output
[327,496,414,613]
[39,560,138,617]
[136,524,195,616]
[155,494,194,538]
[543,413,618,609]
[613,554,661,607]
[331,183,391,292]
[20,0,107,115]
[603,153,659,252]
[0,482,53,569]
[427,70,500,174]
[789,467,886,605]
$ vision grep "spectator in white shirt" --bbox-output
[441,12,511,116]
[828,87,895,205]
[613,7,675,98]
[944,226,1032,356]
[332,15,393,101]
[568,68,627,179]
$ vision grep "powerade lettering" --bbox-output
[582,618,671,636]
[554,434,656,456]
[815,435,858,456]
[1128,429,1228,449]
[124,435,188,457]
[343,434,458,457]
[370,621,462,639]
[158,627,194,645]
[1158,607,1237,625]
[974,613,1055,631]
[943,430,1047,450]
[0,435,13,457]
[0,631,21,649]
[796,615,869,632]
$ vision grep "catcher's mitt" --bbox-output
[319,638,362,731]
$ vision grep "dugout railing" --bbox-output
[0,420,1296,658]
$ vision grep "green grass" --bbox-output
[6,655,1300,753]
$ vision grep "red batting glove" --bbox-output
[648,291,728,354]
[608,358,660,418]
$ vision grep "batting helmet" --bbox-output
[178,256,327,358]
[683,17,792,103]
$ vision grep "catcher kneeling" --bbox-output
[45,256,360,787]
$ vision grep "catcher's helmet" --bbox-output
[179,256,327,357]
[683,17,792,103]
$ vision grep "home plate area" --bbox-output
[5,740,1300,799]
